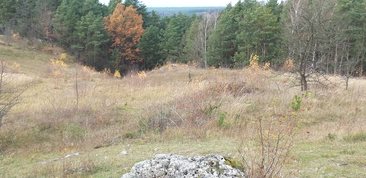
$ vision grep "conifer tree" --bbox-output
[54,0,85,47]
[75,12,109,69]
[207,4,240,67]
[0,0,17,28]
[139,26,165,69]
[162,14,193,62]
[14,0,37,37]
[235,4,282,66]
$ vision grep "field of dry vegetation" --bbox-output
[0,38,366,177]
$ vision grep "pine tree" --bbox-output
[145,11,161,28]
[0,0,17,27]
[139,26,164,69]
[162,14,193,62]
[54,0,85,47]
[54,0,107,49]
[108,0,120,14]
[75,12,109,69]
[337,0,366,76]
[207,4,240,67]
[235,4,282,66]
[82,0,107,16]
[33,0,62,40]
[14,0,37,37]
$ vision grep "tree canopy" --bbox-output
[105,3,144,72]
[0,0,365,80]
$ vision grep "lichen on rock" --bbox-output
[122,154,246,178]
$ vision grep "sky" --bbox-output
[99,0,240,7]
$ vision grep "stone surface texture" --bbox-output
[122,154,245,178]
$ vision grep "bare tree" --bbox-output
[239,117,295,178]
[184,13,218,67]
[284,0,336,91]
[342,48,359,90]
[201,13,219,68]
[0,60,30,128]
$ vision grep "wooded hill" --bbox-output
[0,0,365,90]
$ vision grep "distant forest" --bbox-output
[148,7,225,16]
[0,0,365,90]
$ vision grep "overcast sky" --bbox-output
[99,0,240,7]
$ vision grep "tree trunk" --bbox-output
[334,44,338,75]
[75,53,80,111]
[204,15,209,68]
[311,43,317,72]
[300,73,308,91]
[299,55,308,91]
[361,57,364,76]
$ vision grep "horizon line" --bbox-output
[147,6,226,8]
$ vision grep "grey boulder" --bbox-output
[122,154,245,178]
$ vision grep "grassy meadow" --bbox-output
[0,38,366,177]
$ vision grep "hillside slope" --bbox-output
[0,42,366,177]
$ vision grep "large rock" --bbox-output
[122,154,245,178]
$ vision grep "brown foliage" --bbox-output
[105,4,144,64]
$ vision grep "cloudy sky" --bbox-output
[99,0,240,7]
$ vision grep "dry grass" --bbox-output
[0,43,366,177]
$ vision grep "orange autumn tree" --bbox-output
[105,3,144,72]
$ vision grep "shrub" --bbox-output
[0,60,30,128]
[217,112,226,128]
[114,70,121,78]
[49,55,68,78]
[0,131,16,152]
[326,133,337,141]
[291,95,302,111]
[249,54,260,70]
[239,117,296,178]
[282,58,295,72]
[344,132,366,143]
[62,123,86,145]
[203,103,221,116]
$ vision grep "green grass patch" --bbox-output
[0,138,240,177]
[292,141,366,177]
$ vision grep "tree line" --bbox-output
[0,0,365,87]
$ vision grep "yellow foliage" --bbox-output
[283,58,295,72]
[51,59,67,68]
[249,54,260,70]
[57,53,69,62]
[138,71,147,80]
[49,53,69,78]
[114,70,122,78]
[81,66,94,73]
[263,62,271,70]
[248,54,272,71]
[12,32,21,41]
